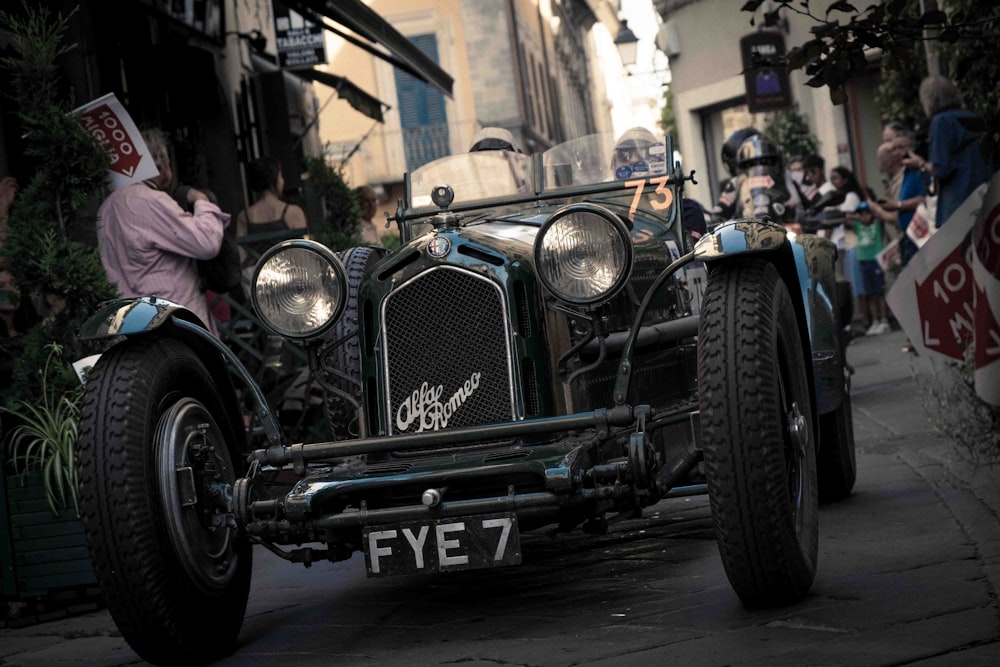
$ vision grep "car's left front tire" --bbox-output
[698,259,819,607]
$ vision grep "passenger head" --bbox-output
[612,126,659,177]
[469,127,521,153]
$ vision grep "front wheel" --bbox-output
[76,336,251,665]
[698,259,818,607]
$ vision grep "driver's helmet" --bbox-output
[736,134,783,173]
[721,126,759,177]
[611,126,662,179]
[469,126,522,153]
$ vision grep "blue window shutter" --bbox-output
[394,33,449,171]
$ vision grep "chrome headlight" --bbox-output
[251,240,347,338]
[534,204,633,305]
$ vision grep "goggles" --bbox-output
[614,144,650,164]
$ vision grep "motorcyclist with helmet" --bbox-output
[715,126,759,220]
[733,133,802,230]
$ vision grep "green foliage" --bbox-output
[0,2,117,410]
[0,2,77,119]
[742,0,1000,162]
[762,109,819,159]
[874,60,925,134]
[380,233,401,251]
[934,0,1000,163]
[920,345,1000,465]
[659,86,677,139]
[304,153,362,251]
[2,343,82,514]
[871,0,926,130]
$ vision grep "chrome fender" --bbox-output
[79,296,205,339]
[79,296,283,445]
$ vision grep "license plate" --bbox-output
[363,512,521,578]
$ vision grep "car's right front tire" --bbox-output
[698,259,819,607]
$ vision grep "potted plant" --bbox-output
[4,342,82,516]
[1,342,95,611]
[0,2,108,614]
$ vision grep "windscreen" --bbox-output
[542,132,668,188]
[408,151,531,209]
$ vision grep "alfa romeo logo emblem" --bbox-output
[428,236,451,257]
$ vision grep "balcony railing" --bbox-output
[330,120,483,183]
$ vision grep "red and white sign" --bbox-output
[906,204,936,249]
[877,237,901,273]
[887,170,1000,405]
[72,93,158,191]
[972,179,1000,403]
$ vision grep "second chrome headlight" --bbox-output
[251,240,347,338]
[534,204,633,306]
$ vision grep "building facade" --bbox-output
[317,0,625,222]
[0,0,444,223]
[652,0,884,210]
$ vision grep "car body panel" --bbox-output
[80,131,850,577]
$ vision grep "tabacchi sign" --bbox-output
[273,1,327,69]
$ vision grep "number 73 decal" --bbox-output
[625,176,674,223]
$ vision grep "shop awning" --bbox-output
[251,53,389,123]
[298,68,387,123]
[283,0,454,97]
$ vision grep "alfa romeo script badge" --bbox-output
[428,236,451,257]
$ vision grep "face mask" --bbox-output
[790,169,804,185]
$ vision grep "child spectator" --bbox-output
[853,201,890,336]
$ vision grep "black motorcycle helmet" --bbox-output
[736,134,783,172]
[721,126,759,177]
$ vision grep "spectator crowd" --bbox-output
[708,74,995,351]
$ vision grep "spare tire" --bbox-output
[319,246,387,439]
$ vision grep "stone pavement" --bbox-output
[1,326,999,665]
[848,324,1000,518]
[847,324,1000,614]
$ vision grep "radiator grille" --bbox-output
[383,267,515,435]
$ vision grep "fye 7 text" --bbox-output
[363,513,522,577]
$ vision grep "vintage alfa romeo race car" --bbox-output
[76,131,855,665]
